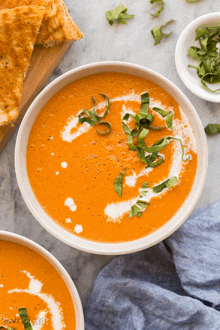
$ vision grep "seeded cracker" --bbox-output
[0,6,45,126]
[0,0,84,47]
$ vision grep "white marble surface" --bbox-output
[1,0,220,309]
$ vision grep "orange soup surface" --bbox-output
[26,72,197,243]
[0,240,76,329]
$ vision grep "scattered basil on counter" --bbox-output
[19,308,33,330]
[205,124,220,135]
[185,0,200,2]
[106,3,134,25]
[187,25,220,93]
[150,0,165,18]
[153,176,178,193]
[78,94,112,135]
[114,168,126,197]
[151,20,175,45]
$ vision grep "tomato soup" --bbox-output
[26,72,197,243]
[0,240,76,329]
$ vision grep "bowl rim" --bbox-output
[175,12,220,103]
[0,230,84,330]
[15,60,208,255]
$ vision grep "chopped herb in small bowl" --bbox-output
[175,13,220,102]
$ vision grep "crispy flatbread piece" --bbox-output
[0,6,45,126]
[0,0,84,47]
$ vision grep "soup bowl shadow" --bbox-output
[0,231,84,329]
[15,61,208,255]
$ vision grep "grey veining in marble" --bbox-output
[0,0,220,310]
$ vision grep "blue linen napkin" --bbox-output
[85,202,220,329]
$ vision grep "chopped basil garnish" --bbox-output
[150,0,165,18]
[205,124,220,135]
[153,107,170,117]
[153,176,178,193]
[93,94,110,119]
[106,3,134,25]
[19,308,33,330]
[122,122,138,151]
[122,92,189,168]
[187,25,220,93]
[153,107,173,129]
[96,121,112,135]
[151,20,175,45]
[129,182,149,218]
[166,136,190,161]
[165,112,173,130]
[137,128,149,149]
[114,168,126,197]
[78,94,112,135]
[142,182,149,189]
[0,326,14,330]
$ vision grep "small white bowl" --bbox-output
[0,231,84,330]
[175,12,220,102]
[15,61,208,255]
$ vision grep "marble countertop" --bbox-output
[1,0,220,309]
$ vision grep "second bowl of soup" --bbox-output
[0,231,84,329]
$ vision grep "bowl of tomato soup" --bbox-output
[15,62,208,255]
[0,231,84,329]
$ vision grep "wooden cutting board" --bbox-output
[0,41,72,153]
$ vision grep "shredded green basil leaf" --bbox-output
[153,107,170,117]
[137,128,149,149]
[78,94,111,135]
[151,20,175,45]
[93,94,110,119]
[150,0,165,18]
[165,112,173,130]
[185,0,200,2]
[142,182,149,189]
[96,121,112,135]
[166,136,190,161]
[0,326,14,330]
[114,168,126,197]
[19,308,33,330]
[145,153,164,168]
[78,109,100,126]
[106,3,134,25]
[153,107,173,129]
[187,25,220,93]
[140,92,150,115]
[122,122,138,151]
[205,124,220,135]
[153,176,178,193]
[129,182,149,218]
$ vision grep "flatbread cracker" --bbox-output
[0,0,84,47]
[0,6,45,126]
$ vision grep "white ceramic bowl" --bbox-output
[0,231,84,329]
[175,12,220,102]
[15,61,208,255]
